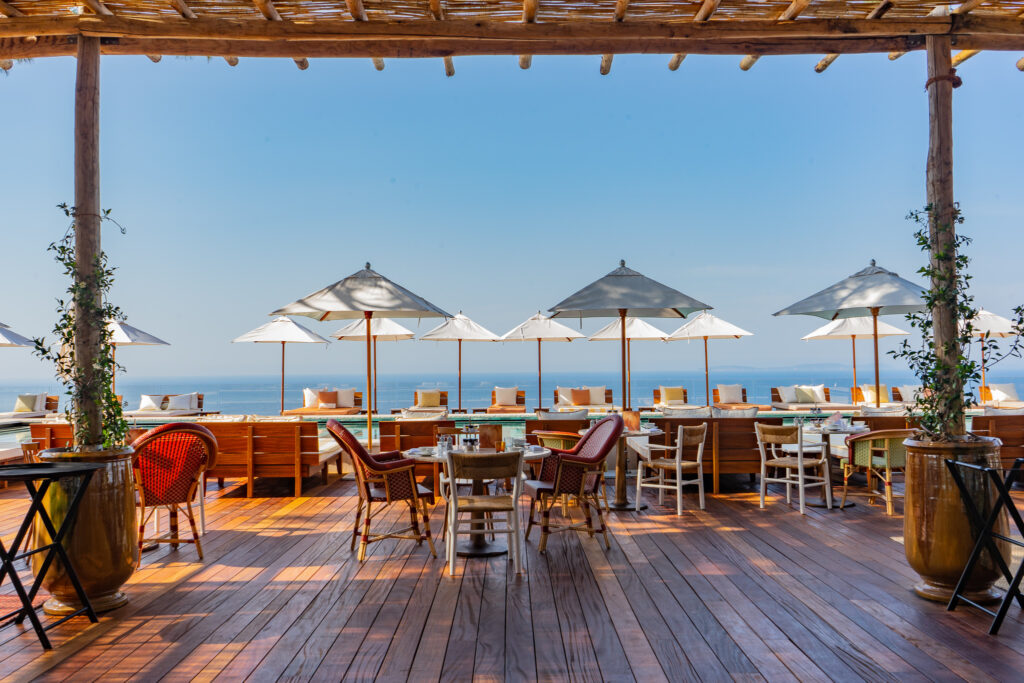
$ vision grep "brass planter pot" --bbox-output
[33,446,138,616]
[904,436,1007,603]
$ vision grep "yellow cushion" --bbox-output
[14,394,36,413]
[794,386,817,403]
[661,386,685,402]
[418,390,441,408]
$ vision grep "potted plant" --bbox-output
[31,204,138,615]
[892,204,1023,603]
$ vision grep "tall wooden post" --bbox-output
[925,35,965,434]
[618,308,628,410]
[75,35,102,446]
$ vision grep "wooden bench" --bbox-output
[202,421,343,497]
[29,423,73,450]
[970,415,1024,468]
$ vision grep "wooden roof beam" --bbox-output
[890,4,953,60]
[345,0,385,70]
[740,0,810,70]
[669,0,720,71]
[428,0,454,77]
[816,0,892,72]
[518,0,538,69]
[81,0,114,17]
[599,0,630,74]
[169,0,197,20]
[253,0,308,69]
[0,1,23,17]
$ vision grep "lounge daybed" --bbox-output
[652,387,689,411]
[200,418,344,497]
[0,394,59,421]
[475,387,526,414]
[979,384,1024,409]
[552,386,616,413]
[283,388,363,416]
[711,385,771,411]
[391,390,455,416]
[123,393,205,418]
[851,385,893,405]
[770,385,858,411]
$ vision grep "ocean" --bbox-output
[3,370,1019,416]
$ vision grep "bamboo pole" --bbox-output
[365,312,373,447]
[75,34,102,446]
[626,338,631,409]
[457,338,462,412]
[537,339,542,410]
[872,307,881,407]
[851,335,858,388]
[619,308,628,410]
[373,335,378,414]
[703,336,710,407]
[279,341,285,414]
[926,34,964,433]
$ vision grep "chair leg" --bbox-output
[657,470,665,506]
[186,501,203,560]
[676,467,684,516]
[760,463,767,509]
[697,467,705,511]
[798,468,806,515]
[448,507,457,576]
[525,497,536,541]
[884,466,894,516]
[169,507,180,549]
[539,498,553,553]
[841,463,851,509]
[137,507,148,568]
[592,494,611,549]
[823,463,833,510]
[511,507,522,575]
[351,499,363,551]
[581,498,595,538]
[358,501,372,562]
[410,503,422,546]
[635,464,644,513]
[420,500,436,558]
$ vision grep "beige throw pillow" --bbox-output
[303,388,319,408]
[14,394,36,413]
[494,386,518,406]
[717,384,743,404]
[418,390,441,408]
[336,388,356,408]
[794,386,817,403]
[585,386,606,405]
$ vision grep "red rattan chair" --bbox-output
[131,422,217,563]
[326,420,436,562]
[525,413,623,552]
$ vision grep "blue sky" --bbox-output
[2,49,1023,382]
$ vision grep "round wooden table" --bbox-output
[406,446,550,557]
[800,423,870,509]
[579,428,664,511]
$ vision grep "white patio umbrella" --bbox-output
[774,260,925,407]
[233,316,331,414]
[966,309,1017,387]
[667,312,753,406]
[501,313,583,409]
[0,326,34,348]
[420,313,500,412]
[550,260,710,409]
[332,317,415,414]
[272,263,450,446]
[107,321,169,395]
[588,318,667,408]
[802,317,908,388]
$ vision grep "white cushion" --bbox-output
[665,400,689,407]
[336,388,356,408]
[14,394,37,413]
[33,393,48,412]
[555,386,573,405]
[186,392,199,410]
[713,406,758,418]
[198,414,246,422]
[494,386,518,406]
[662,406,712,418]
[778,385,798,403]
[717,384,743,404]
[248,415,302,422]
[899,385,922,402]
[859,404,906,417]
[400,409,448,420]
[989,383,1020,402]
[585,386,606,405]
[984,405,1024,415]
[543,409,588,421]
[806,384,827,403]
[303,388,319,409]
[138,394,163,411]
[166,394,192,410]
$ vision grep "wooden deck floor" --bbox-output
[1,472,1022,682]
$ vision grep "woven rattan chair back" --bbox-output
[450,451,521,481]
[755,423,798,446]
[677,423,708,449]
[131,423,217,507]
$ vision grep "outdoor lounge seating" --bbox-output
[525,414,622,552]
[770,386,858,411]
[326,420,436,562]
[123,393,205,418]
[476,388,526,414]
[392,390,453,415]
[652,386,689,410]
[633,423,707,514]
[131,423,217,562]
[971,415,1024,468]
[851,385,892,405]
[979,384,1024,408]
[756,422,831,515]
[840,428,914,515]
[201,419,343,497]
[552,386,615,413]
[282,389,363,416]
[0,394,59,421]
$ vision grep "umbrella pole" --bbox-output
[373,336,378,415]
[851,335,858,389]
[872,307,881,408]
[280,341,285,415]
[458,339,462,412]
[627,339,632,409]
[619,309,628,410]
[981,344,986,388]
[111,344,116,396]
[537,339,542,410]
[704,337,710,407]
[365,312,373,447]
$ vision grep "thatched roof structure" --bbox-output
[2,1,1023,74]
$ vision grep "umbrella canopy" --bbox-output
[271,262,451,321]
[802,317,908,389]
[0,326,34,348]
[550,260,711,409]
[775,260,925,406]
[966,309,1018,387]
[332,318,415,414]
[501,313,583,409]
[233,316,331,414]
[272,263,449,446]
[667,312,753,406]
[106,321,169,394]
[588,318,667,408]
[421,313,500,412]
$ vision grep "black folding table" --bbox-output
[0,462,103,649]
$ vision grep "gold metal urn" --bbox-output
[33,446,138,615]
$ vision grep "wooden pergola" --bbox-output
[4,0,1020,434]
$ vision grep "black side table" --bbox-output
[945,456,1024,635]
[0,462,103,649]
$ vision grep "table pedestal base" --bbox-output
[456,538,507,558]
[607,501,647,511]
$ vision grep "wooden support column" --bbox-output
[925,34,965,434]
[75,34,103,446]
